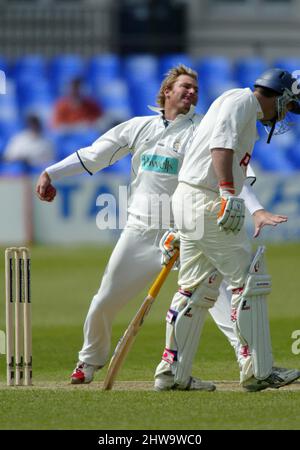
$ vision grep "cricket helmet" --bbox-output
[254,68,300,142]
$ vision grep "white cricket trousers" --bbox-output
[78,225,238,366]
[172,182,252,290]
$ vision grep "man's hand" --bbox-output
[253,209,288,238]
[217,196,245,234]
[159,229,180,265]
[210,148,245,235]
[36,171,57,202]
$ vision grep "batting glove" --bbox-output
[159,229,180,266]
[217,182,245,234]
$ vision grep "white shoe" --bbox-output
[243,367,300,392]
[154,372,216,392]
[70,361,101,384]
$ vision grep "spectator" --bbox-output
[3,115,55,168]
[52,77,103,130]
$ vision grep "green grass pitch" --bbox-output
[0,243,299,430]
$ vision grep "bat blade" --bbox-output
[102,295,154,390]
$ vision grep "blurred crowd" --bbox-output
[0,53,300,175]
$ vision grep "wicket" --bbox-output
[5,247,32,386]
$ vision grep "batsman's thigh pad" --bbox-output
[174,270,223,387]
[235,246,273,380]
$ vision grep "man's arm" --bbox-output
[239,184,288,238]
[36,151,85,201]
[36,118,135,202]
[211,148,234,188]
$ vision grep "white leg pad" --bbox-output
[237,295,273,380]
[234,246,273,381]
[173,271,223,387]
[155,270,223,387]
[174,303,208,387]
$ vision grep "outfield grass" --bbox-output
[0,243,299,430]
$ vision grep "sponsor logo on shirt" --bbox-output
[141,154,178,174]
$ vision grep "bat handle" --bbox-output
[148,250,179,298]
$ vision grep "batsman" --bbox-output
[155,68,300,392]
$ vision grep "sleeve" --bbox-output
[239,183,264,215]
[77,118,136,174]
[45,153,85,181]
[245,163,256,186]
[46,117,151,180]
[209,96,252,152]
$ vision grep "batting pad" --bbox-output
[236,246,273,380]
[237,295,273,380]
[173,270,222,387]
[174,303,208,387]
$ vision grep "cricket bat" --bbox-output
[102,251,179,390]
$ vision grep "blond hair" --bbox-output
[157,64,198,108]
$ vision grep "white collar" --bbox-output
[147,104,196,120]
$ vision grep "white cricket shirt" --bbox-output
[178,88,263,195]
[78,107,201,228]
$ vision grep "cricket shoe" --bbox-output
[242,367,300,392]
[71,361,101,384]
[154,372,216,392]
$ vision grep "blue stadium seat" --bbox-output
[195,56,233,86]
[128,80,160,116]
[0,80,19,125]
[12,55,47,84]
[291,113,300,135]
[52,129,131,173]
[159,54,194,80]
[0,135,5,157]
[0,55,9,74]
[81,128,100,145]
[52,129,101,161]
[0,161,30,176]
[286,142,300,169]
[49,54,86,96]
[195,93,212,115]
[95,79,132,123]
[16,78,54,105]
[123,54,159,85]
[50,54,85,74]
[14,54,46,71]
[273,58,300,74]
[52,132,83,160]
[256,116,298,158]
[16,77,54,125]
[206,79,238,106]
[0,121,22,151]
[252,140,295,172]
[87,54,121,84]
[235,57,268,88]
[272,130,297,151]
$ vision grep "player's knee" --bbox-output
[168,269,223,318]
[190,269,223,308]
[90,290,115,313]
